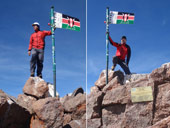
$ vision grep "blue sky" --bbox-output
[87,0,170,92]
[1,0,170,97]
[0,0,86,97]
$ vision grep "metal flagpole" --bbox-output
[50,6,56,97]
[106,7,109,85]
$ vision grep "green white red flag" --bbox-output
[109,11,135,24]
[54,12,80,31]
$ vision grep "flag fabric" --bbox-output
[54,12,80,31]
[109,11,135,24]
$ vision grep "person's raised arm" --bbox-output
[109,36,119,47]
[43,30,52,36]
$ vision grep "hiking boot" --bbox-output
[30,73,34,77]
[111,65,115,71]
[38,74,42,78]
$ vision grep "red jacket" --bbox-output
[28,30,52,51]
[109,36,131,65]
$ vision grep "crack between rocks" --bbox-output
[99,92,105,127]
[24,93,39,100]
[151,80,170,125]
[151,82,158,125]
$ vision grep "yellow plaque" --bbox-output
[131,86,153,103]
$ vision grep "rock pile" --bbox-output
[1,62,170,128]
[87,63,170,128]
[0,77,86,128]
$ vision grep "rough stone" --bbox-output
[0,90,31,128]
[23,77,49,99]
[63,94,86,112]
[95,70,124,90]
[30,115,45,128]
[87,91,104,119]
[32,97,64,128]
[63,114,72,126]
[90,86,100,93]
[17,93,37,114]
[148,116,170,128]
[71,87,84,97]
[153,83,170,124]
[68,120,86,128]
[87,118,102,128]
[102,104,126,128]
[102,85,130,106]
[103,76,121,92]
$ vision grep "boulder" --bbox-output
[150,63,170,85]
[32,97,64,128]
[90,86,100,93]
[152,83,170,124]
[17,94,37,114]
[102,86,130,106]
[60,95,72,105]
[102,104,126,128]
[63,93,86,120]
[71,87,84,97]
[87,118,102,128]
[0,90,31,128]
[102,76,121,92]
[95,70,124,90]
[128,74,149,83]
[30,115,45,128]
[67,120,86,128]
[0,90,8,118]
[87,91,104,119]
[63,114,72,126]
[147,116,170,128]
[122,102,153,128]
[23,77,49,99]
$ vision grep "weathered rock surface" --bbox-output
[30,115,45,128]
[87,91,104,119]
[63,93,86,120]
[152,83,170,124]
[87,118,101,128]
[88,62,170,127]
[102,104,126,128]
[17,93,37,114]
[71,87,84,97]
[148,116,170,128]
[67,119,86,128]
[31,97,64,128]
[95,70,124,90]
[0,90,31,128]
[1,76,86,128]
[23,77,49,99]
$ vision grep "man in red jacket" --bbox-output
[109,35,131,75]
[28,22,52,78]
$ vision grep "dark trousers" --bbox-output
[30,48,44,76]
[113,56,131,75]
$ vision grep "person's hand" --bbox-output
[28,51,31,56]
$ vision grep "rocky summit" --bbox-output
[0,77,86,128]
[1,62,170,128]
[87,62,170,128]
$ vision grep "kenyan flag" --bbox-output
[109,11,135,24]
[54,12,80,31]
